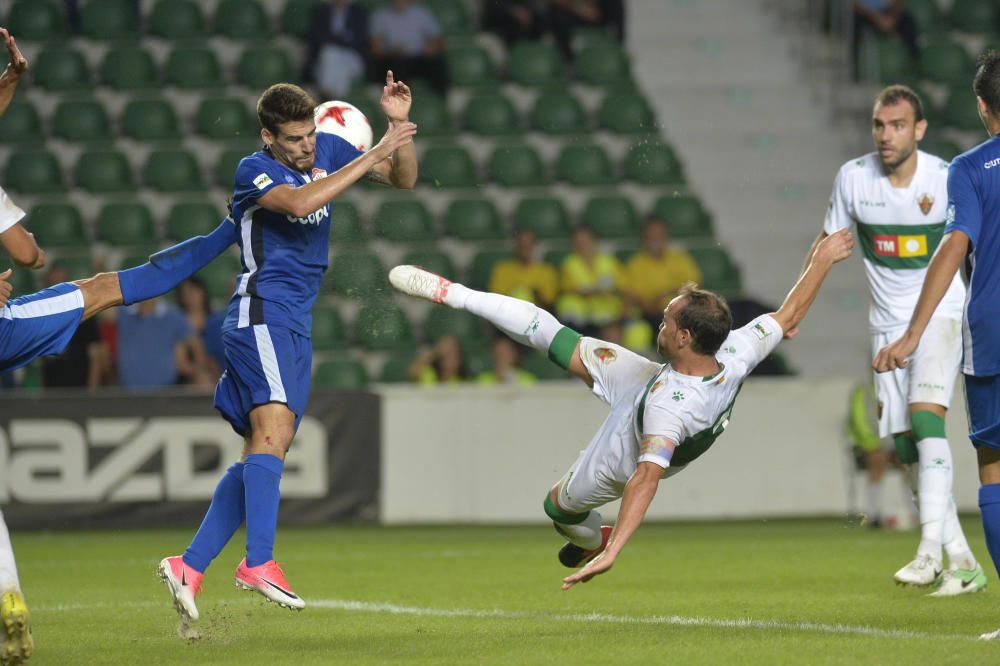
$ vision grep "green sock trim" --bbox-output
[547,326,583,370]
[894,433,919,464]
[543,493,589,525]
[911,410,946,441]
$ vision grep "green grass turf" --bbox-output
[13,518,1000,665]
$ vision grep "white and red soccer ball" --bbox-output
[314,100,373,152]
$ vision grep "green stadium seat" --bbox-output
[145,150,204,192]
[329,200,367,244]
[521,351,568,380]
[150,0,207,39]
[507,42,563,86]
[80,0,138,40]
[53,100,112,143]
[944,90,982,132]
[575,44,630,86]
[3,260,37,294]
[195,98,256,140]
[47,252,96,281]
[281,0,325,38]
[166,202,222,240]
[122,98,181,141]
[464,93,519,135]
[8,1,66,40]
[197,253,242,301]
[374,200,435,241]
[237,47,295,89]
[556,143,614,186]
[215,0,269,39]
[948,0,998,34]
[423,307,482,345]
[74,150,135,193]
[350,97,389,139]
[312,306,349,351]
[652,195,714,240]
[424,0,472,35]
[531,91,588,135]
[419,145,478,188]
[165,47,225,89]
[5,151,63,193]
[215,143,259,187]
[920,135,963,162]
[34,47,89,91]
[445,45,499,88]
[313,358,369,389]
[96,202,156,246]
[328,251,388,298]
[469,248,511,290]
[921,40,973,87]
[688,247,741,294]
[489,144,547,187]
[444,198,505,241]
[624,142,684,185]
[875,38,917,84]
[0,102,42,144]
[28,203,87,247]
[101,46,159,91]
[408,93,451,137]
[354,300,413,351]
[542,247,571,267]
[598,91,655,134]
[581,196,638,239]
[402,249,456,279]
[514,197,570,239]
[906,0,942,34]
[378,353,415,383]
[571,26,618,52]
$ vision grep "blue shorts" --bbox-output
[965,374,1000,450]
[214,324,312,437]
[0,283,85,373]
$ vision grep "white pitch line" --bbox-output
[31,597,976,642]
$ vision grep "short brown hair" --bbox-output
[674,283,732,356]
[257,83,316,135]
[974,50,1000,117]
[874,84,925,123]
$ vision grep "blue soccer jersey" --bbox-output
[224,132,363,337]
[945,135,1000,376]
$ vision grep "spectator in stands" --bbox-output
[408,334,469,385]
[547,0,625,61]
[481,0,544,46]
[852,0,920,81]
[623,217,702,333]
[556,225,626,342]
[40,264,110,390]
[302,0,370,98]
[489,228,559,310]
[477,335,537,386]
[176,277,223,379]
[369,0,449,96]
[115,296,213,390]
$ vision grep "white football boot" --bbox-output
[389,265,452,304]
[893,554,942,587]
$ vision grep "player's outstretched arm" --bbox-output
[0,225,44,269]
[0,27,27,118]
[873,230,968,373]
[770,229,853,335]
[366,71,418,189]
[562,460,663,590]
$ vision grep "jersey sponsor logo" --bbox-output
[985,157,1000,169]
[593,347,617,363]
[751,323,771,340]
[286,205,330,226]
[312,168,328,180]
[918,193,934,216]
[873,234,928,258]
[860,199,886,208]
[253,173,273,190]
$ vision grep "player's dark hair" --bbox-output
[257,83,316,135]
[874,85,924,123]
[674,283,732,356]
[974,50,1000,117]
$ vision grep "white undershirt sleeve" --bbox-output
[0,187,26,235]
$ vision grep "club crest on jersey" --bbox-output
[594,347,617,363]
[917,193,934,216]
[312,168,328,180]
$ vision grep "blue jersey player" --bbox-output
[159,75,418,622]
[875,51,1000,640]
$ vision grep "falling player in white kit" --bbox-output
[805,85,984,595]
[390,229,853,588]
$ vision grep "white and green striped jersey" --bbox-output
[824,150,965,332]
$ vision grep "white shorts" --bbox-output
[871,316,961,438]
[554,338,684,513]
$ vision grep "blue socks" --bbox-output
[979,483,1000,578]
[118,219,238,305]
[183,462,246,573]
[244,453,284,567]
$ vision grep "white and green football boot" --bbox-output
[928,564,987,597]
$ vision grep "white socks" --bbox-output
[915,436,976,568]
[0,510,20,594]
[557,510,604,550]
[942,496,977,570]
[444,284,563,352]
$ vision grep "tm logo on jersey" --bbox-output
[873,234,927,258]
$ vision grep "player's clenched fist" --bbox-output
[873,331,918,374]
[370,121,417,161]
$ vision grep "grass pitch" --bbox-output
[15,519,1000,665]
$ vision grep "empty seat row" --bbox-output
[6,149,208,194]
[446,41,631,88]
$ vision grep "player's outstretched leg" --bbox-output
[0,512,30,666]
[542,491,612,568]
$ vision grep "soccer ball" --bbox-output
[314,101,373,152]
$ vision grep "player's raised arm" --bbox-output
[770,228,854,335]
[366,70,418,189]
[0,27,27,118]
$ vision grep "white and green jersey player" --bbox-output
[808,85,984,595]
[390,229,854,590]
